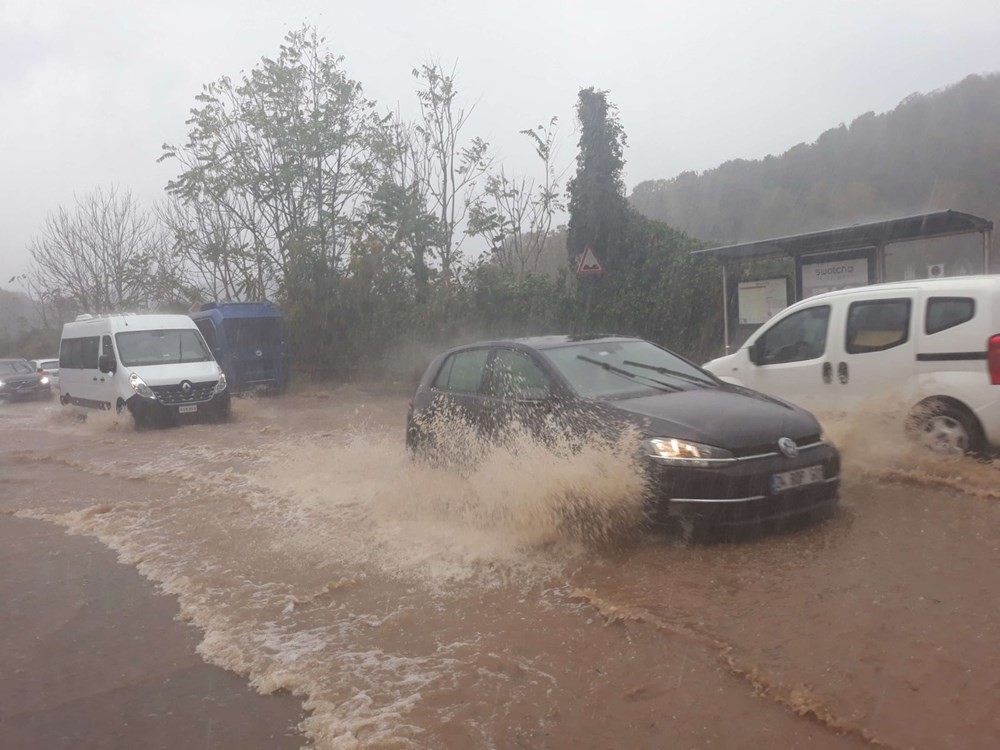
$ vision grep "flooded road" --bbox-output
[1,386,998,749]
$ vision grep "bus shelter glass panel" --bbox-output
[883,234,985,282]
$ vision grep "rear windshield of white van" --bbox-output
[116,330,211,367]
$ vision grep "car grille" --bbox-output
[150,381,217,405]
[732,433,823,458]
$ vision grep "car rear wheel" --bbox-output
[909,399,985,456]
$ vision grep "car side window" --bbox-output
[925,297,975,335]
[755,306,830,365]
[846,299,911,354]
[489,349,551,400]
[433,349,489,394]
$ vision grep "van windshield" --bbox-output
[115,330,211,367]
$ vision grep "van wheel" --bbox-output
[908,399,985,456]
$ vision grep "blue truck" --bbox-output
[189,302,290,394]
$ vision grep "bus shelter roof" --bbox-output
[692,210,993,263]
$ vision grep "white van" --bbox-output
[704,276,1000,454]
[59,313,230,428]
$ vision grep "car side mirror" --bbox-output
[748,340,762,365]
[98,354,116,374]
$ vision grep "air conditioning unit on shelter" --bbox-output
[928,263,946,278]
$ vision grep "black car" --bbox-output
[407,335,840,536]
[0,359,53,401]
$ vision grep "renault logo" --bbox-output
[778,437,799,458]
[181,381,193,396]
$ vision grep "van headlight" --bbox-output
[214,373,228,394]
[129,372,156,400]
[643,437,734,467]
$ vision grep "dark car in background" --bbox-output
[407,335,840,537]
[29,358,60,390]
[0,359,53,401]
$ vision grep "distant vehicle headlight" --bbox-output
[643,437,734,467]
[214,373,227,394]
[0,380,5,387]
[40,376,50,385]
[129,372,156,400]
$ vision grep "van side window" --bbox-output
[846,299,911,354]
[59,337,100,369]
[926,297,975,335]
[433,349,489,394]
[755,306,830,365]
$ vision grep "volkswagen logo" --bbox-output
[181,380,193,396]
[778,437,799,459]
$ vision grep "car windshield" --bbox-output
[0,361,33,375]
[542,340,717,400]
[115,330,211,367]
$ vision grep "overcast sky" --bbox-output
[2,0,999,290]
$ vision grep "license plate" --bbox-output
[178,404,198,414]
[770,465,824,493]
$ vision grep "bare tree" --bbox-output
[468,117,565,279]
[25,186,184,317]
[411,62,491,281]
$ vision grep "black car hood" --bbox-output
[603,385,820,453]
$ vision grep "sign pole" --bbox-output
[722,262,730,354]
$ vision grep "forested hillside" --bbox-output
[0,288,36,339]
[630,73,1000,244]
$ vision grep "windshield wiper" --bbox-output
[576,355,681,393]
[622,360,716,388]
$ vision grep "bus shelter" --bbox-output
[692,209,994,352]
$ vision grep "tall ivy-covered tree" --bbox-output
[565,88,628,271]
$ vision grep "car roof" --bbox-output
[448,334,643,353]
[0,358,30,364]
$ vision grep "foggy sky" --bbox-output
[3,0,1000,289]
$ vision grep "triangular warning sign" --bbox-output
[575,245,605,275]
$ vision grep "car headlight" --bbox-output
[40,376,50,385]
[214,372,227,394]
[643,437,734,467]
[129,372,156,399]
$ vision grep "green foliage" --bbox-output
[566,88,629,270]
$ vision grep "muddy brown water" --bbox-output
[0,386,997,749]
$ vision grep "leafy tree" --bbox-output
[565,88,628,271]
[160,25,389,300]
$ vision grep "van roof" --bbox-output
[61,313,199,334]
[189,301,281,319]
[788,274,1000,308]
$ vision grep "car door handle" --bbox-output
[837,362,849,384]
[822,362,832,384]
